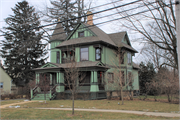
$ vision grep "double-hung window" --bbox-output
[127,52,132,65]
[57,51,60,63]
[95,48,101,61]
[80,47,88,61]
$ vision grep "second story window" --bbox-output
[80,47,88,61]
[57,51,60,63]
[127,52,132,65]
[78,31,84,37]
[96,48,101,61]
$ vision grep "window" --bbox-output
[108,73,114,83]
[0,82,3,88]
[80,47,89,61]
[57,51,60,63]
[78,31,84,37]
[127,52,132,65]
[96,48,101,61]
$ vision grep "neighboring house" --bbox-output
[0,67,12,95]
[31,12,139,100]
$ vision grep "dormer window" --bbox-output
[78,31,84,37]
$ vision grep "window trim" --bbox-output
[80,47,89,61]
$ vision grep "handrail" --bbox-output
[32,86,38,91]
[51,84,57,95]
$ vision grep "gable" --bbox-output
[123,34,131,46]
[67,23,96,40]
[41,63,58,68]
[96,61,105,66]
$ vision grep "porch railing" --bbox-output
[98,84,105,90]
[50,85,57,100]
[31,86,38,99]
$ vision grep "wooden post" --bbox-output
[175,0,180,111]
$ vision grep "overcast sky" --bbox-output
[0,0,144,64]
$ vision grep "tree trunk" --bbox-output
[72,93,74,115]
[121,89,124,105]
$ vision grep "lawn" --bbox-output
[1,100,25,105]
[1,108,178,119]
[17,99,179,113]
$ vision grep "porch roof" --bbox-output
[33,61,109,71]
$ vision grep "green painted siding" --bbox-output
[70,25,94,39]
[50,49,61,63]
[50,41,62,49]
[75,47,80,62]
[122,37,128,44]
[89,46,95,61]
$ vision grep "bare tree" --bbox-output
[106,48,134,105]
[113,0,177,69]
[38,73,50,103]
[64,61,86,115]
[154,68,179,102]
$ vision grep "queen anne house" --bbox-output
[31,12,139,100]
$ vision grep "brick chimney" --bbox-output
[87,11,93,25]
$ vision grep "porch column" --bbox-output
[90,71,99,92]
[56,72,59,83]
[50,74,52,85]
[56,72,64,93]
[36,73,39,84]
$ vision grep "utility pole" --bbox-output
[175,0,180,110]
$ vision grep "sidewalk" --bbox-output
[37,108,180,118]
[0,101,36,108]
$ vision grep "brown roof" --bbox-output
[50,23,67,41]
[108,32,127,46]
[56,23,116,48]
[108,32,138,53]
[33,61,109,71]
[133,62,140,69]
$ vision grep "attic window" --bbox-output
[78,31,84,37]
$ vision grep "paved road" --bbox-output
[37,108,180,118]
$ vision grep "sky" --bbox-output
[0,0,144,64]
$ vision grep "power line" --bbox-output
[0,0,142,37]
[45,1,157,36]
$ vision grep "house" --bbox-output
[31,12,139,100]
[0,66,12,95]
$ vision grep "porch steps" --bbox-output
[31,94,51,100]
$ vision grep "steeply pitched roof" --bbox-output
[108,32,138,53]
[56,23,116,48]
[133,62,140,69]
[50,23,67,41]
[108,32,127,46]
[56,23,138,53]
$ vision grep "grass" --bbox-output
[139,95,178,100]
[1,100,25,105]
[1,108,179,119]
[18,99,179,113]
